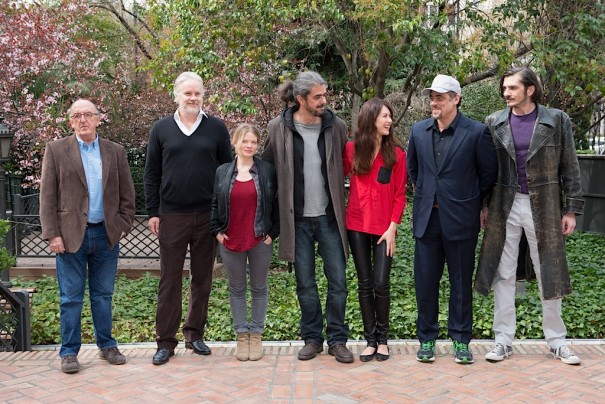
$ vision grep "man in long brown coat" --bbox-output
[475,67,584,365]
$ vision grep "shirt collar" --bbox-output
[174,109,207,124]
[234,157,258,174]
[76,134,99,150]
[431,111,461,134]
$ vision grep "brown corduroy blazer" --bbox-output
[40,135,136,253]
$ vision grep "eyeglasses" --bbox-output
[70,112,99,120]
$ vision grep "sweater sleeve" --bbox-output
[144,124,163,218]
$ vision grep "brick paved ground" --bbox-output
[1,339,604,403]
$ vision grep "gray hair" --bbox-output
[278,71,327,106]
[173,72,204,102]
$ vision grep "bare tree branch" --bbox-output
[91,2,154,60]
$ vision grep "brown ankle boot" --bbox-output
[248,333,263,361]
[236,333,250,361]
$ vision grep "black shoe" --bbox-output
[185,340,212,355]
[328,344,354,364]
[360,345,377,362]
[298,342,323,360]
[152,348,174,365]
[375,345,390,362]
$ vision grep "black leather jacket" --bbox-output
[210,156,279,241]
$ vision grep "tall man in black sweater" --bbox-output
[144,71,233,365]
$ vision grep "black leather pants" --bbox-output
[348,230,392,346]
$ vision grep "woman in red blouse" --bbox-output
[344,98,407,362]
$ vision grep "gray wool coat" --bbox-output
[262,107,349,263]
[475,105,584,300]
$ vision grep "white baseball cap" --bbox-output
[422,74,462,96]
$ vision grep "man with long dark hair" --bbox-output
[262,71,353,363]
[476,67,584,365]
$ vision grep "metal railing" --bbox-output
[10,189,161,258]
[11,215,159,258]
[0,283,31,351]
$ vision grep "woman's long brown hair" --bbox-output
[352,98,400,175]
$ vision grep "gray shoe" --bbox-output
[61,355,80,374]
[485,343,513,362]
[298,342,323,360]
[550,345,581,365]
[99,347,126,365]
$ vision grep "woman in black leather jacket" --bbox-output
[210,123,279,361]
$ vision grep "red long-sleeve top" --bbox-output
[344,141,407,236]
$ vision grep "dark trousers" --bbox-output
[155,211,216,350]
[414,208,478,344]
[348,230,392,346]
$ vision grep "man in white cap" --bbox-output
[407,74,497,364]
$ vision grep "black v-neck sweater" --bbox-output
[144,115,233,217]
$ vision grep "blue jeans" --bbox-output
[294,215,349,346]
[56,225,119,357]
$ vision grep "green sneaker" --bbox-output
[453,340,474,364]
[416,340,436,363]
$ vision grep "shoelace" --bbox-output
[491,343,508,356]
[454,341,469,352]
[558,345,575,358]
[420,341,434,351]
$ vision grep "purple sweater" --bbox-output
[510,108,538,194]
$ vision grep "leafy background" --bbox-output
[13,209,605,345]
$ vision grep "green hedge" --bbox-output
[13,210,605,345]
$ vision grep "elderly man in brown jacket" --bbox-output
[40,98,135,374]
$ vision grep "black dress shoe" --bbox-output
[152,348,174,365]
[185,340,212,355]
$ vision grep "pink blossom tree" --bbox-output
[0,1,105,187]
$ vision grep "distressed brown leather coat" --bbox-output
[475,105,584,299]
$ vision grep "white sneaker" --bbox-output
[485,343,513,362]
[550,345,581,365]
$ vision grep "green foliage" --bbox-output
[460,79,504,123]
[12,211,605,344]
[0,219,16,271]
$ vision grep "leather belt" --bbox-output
[87,221,105,227]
